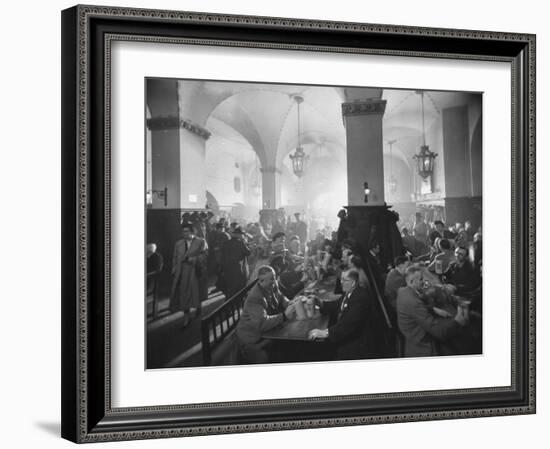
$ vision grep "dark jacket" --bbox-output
[444,260,480,294]
[320,286,377,360]
[221,238,251,297]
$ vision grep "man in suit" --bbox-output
[308,269,377,360]
[444,245,480,295]
[396,265,467,357]
[236,266,296,363]
[220,226,251,298]
[169,221,208,325]
[209,221,230,292]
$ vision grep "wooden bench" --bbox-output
[201,280,257,366]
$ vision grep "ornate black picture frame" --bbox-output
[61,4,536,443]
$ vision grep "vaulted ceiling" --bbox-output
[152,79,480,171]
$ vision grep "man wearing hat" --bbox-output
[170,221,208,325]
[220,226,251,298]
[209,221,230,292]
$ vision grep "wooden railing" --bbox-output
[200,280,257,366]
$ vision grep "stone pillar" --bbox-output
[442,105,470,199]
[147,79,181,209]
[339,95,404,264]
[178,120,211,209]
[342,99,387,206]
[260,165,281,210]
[146,116,211,210]
[441,105,482,230]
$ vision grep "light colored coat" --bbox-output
[236,283,289,345]
[170,237,207,312]
[396,286,460,357]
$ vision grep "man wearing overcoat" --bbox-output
[170,221,208,323]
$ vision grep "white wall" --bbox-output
[1,0,545,448]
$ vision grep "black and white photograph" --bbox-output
[2,0,545,445]
[145,78,483,369]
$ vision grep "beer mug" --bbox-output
[294,297,307,321]
[305,297,315,318]
[435,259,443,274]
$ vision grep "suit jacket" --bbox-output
[236,283,290,345]
[321,286,376,360]
[396,286,460,357]
[444,260,479,294]
[221,238,251,297]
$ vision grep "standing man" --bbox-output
[236,266,296,363]
[396,265,467,357]
[220,226,251,298]
[413,212,428,243]
[309,269,377,360]
[170,222,208,325]
[210,221,230,292]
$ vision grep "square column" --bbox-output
[178,122,210,209]
[342,99,387,206]
[260,165,281,210]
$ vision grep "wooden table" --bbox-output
[262,313,332,363]
[263,313,329,341]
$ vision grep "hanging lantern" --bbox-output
[413,144,438,179]
[289,95,308,177]
[388,175,398,193]
[413,91,438,180]
[290,146,307,177]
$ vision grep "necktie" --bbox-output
[338,293,349,319]
[268,291,278,312]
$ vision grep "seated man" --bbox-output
[429,220,455,245]
[271,254,308,299]
[270,231,287,256]
[384,255,409,310]
[396,266,467,357]
[236,265,295,363]
[288,236,303,260]
[444,246,480,295]
[308,269,377,360]
[427,238,455,274]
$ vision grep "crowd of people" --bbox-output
[147,208,482,362]
[148,209,336,326]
